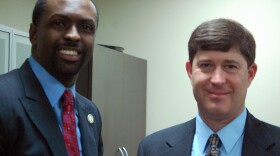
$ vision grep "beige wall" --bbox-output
[94,0,280,135]
[0,0,36,32]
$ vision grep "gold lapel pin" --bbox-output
[87,114,94,124]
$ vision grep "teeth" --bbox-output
[60,50,78,55]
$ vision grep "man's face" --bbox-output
[186,48,257,121]
[30,0,97,86]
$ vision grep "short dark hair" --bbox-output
[188,18,255,67]
[32,0,99,28]
[32,0,47,26]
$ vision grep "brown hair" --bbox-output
[188,18,255,67]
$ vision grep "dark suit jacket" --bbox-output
[0,60,103,156]
[137,111,280,156]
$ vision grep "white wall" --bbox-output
[0,0,36,32]
[95,0,280,135]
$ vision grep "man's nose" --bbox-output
[210,68,226,85]
[64,25,81,42]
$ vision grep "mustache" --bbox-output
[54,41,82,49]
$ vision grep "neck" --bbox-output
[199,109,244,132]
[50,70,78,87]
[201,117,231,132]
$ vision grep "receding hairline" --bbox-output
[32,0,99,27]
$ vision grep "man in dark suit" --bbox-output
[138,19,280,156]
[0,0,103,155]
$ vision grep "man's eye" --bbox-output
[224,65,238,72]
[199,63,212,68]
[51,21,66,27]
[198,63,214,72]
[80,24,95,33]
[227,65,237,69]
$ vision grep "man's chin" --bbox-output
[54,67,81,78]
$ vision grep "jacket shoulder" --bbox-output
[0,69,21,89]
[243,112,280,155]
[138,119,195,155]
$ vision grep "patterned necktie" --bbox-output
[205,134,221,156]
[61,90,80,156]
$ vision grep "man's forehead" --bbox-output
[46,0,92,4]
[43,0,97,19]
[45,0,96,12]
[194,49,247,64]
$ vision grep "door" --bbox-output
[92,45,147,156]
[121,54,147,155]
[92,45,125,156]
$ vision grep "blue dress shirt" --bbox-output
[28,56,83,156]
[191,108,247,156]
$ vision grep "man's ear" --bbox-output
[247,63,257,87]
[29,23,37,46]
[186,60,192,78]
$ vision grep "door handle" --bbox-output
[118,147,124,156]
[118,147,128,156]
[122,147,128,156]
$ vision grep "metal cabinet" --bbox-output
[0,24,31,74]
[92,45,147,156]
[12,29,31,69]
[0,25,11,74]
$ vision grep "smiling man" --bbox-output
[0,0,103,155]
[137,19,280,156]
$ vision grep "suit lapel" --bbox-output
[160,119,196,156]
[242,111,275,155]
[152,111,278,155]
[18,61,68,156]
[76,95,98,156]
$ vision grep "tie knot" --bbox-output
[209,134,221,147]
[62,90,74,107]
[205,134,221,156]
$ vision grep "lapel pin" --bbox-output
[87,114,94,124]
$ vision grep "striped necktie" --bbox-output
[61,90,80,156]
[205,134,221,156]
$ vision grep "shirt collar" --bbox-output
[28,56,76,108]
[195,114,214,153]
[217,109,247,153]
[195,108,247,154]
